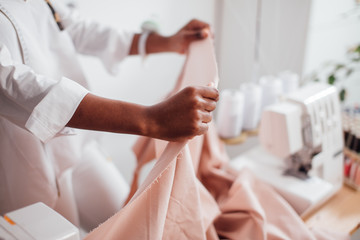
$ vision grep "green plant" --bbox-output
[308,44,360,101]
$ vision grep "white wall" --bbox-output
[303,0,360,105]
[215,0,311,90]
[75,0,215,182]
[216,0,360,103]
[303,0,360,73]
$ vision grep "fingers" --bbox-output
[204,99,217,112]
[183,29,209,41]
[171,19,211,55]
[199,110,212,123]
[182,86,218,109]
[198,86,219,101]
[185,19,210,31]
[161,86,218,139]
[182,19,211,40]
[197,97,217,112]
[197,122,209,136]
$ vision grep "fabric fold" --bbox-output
[85,33,349,240]
[85,34,221,240]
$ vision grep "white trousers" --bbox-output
[54,141,129,233]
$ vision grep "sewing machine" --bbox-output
[0,202,80,240]
[231,83,344,216]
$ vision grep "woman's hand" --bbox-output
[131,19,211,55]
[145,86,219,142]
[167,19,211,54]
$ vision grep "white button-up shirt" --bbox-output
[0,0,133,214]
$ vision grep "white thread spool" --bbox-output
[216,89,244,139]
[278,71,299,94]
[241,83,262,130]
[259,75,282,111]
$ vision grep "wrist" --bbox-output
[146,33,172,54]
[142,104,163,139]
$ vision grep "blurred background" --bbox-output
[61,0,360,182]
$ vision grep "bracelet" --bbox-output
[138,31,151,58]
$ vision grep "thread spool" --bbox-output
[216,89,244,139]
[278,70,299,94]
[259,75,282,111]
[240,83,262,130]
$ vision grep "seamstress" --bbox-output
[0,0,218,231]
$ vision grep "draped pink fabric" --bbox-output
[85,34,221,240]
[85,36,349,240]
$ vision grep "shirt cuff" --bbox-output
[25,77,89,142]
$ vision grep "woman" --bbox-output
[0,0,218,231]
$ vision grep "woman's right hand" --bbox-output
[145,86,219,142]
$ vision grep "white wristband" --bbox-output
[138,31,150,58]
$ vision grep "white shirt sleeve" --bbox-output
[0,18,89,142]
[53,2,135,75]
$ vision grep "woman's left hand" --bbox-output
[131,19,211,55]
[167,19,211,54]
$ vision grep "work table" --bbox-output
[303,184,360,236]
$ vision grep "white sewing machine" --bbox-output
[0,202,80,240]
[231,83,344,216]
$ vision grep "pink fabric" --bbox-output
[85,36,349,240]
[85,142,220,239]
[86,35,220,240]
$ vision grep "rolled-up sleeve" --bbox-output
[25,77,88,142]
[0,43,89,142]
[53,2,135,75]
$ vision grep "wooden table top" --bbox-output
[303,184,360,235]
